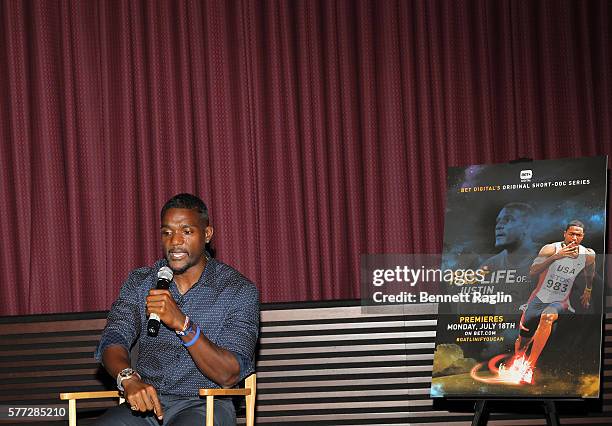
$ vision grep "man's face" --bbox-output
[563,225,584,246]
[494,207,528,248]
[161,208,212,275]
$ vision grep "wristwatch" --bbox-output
[116,367,140,391]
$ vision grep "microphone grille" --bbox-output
[158,266,173,281]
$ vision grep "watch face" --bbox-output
[117,368,137,391]
[120,368,134,378]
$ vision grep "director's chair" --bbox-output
[59,373,256,426]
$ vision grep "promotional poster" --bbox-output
[430,156,607,399]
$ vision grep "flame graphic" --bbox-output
[470,354,534,385]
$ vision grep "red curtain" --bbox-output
[0,0,610,315]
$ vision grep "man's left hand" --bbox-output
[146,289,185,331]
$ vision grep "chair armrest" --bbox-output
[60,390,123,426]
[199,374,256,426]
[199,388,251,396]
[60,391,121,400]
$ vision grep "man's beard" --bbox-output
[170,264,189,275]
[166,255,202,275]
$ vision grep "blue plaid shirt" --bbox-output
[95,258,259,396]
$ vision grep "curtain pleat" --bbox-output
[0,0,610,314]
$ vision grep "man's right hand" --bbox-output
[123,377,164,420]
[555,242,579,259]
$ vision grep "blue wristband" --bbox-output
[182,326,201,347]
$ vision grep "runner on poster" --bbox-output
[431,156,607,399]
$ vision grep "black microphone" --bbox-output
[147,266,174,337]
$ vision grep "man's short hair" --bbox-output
[502,202,535,218]
[566,219,585,231]
[161,193,209,225]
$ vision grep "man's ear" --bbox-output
[205,226,214,243]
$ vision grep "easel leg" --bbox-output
[472,400,490,426]
[543,401,560,426]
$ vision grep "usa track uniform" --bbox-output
[519,242,588,337]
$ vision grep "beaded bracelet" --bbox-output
[175,316,192,336]
[181,315,190,330]
[182,326,201,347]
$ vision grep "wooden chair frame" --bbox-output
[200,374,256,426]
[59,374,256,426]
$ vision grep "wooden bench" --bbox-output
[1,301,611,424]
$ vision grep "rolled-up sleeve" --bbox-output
[216,283,260,380]
[95,270,146,362]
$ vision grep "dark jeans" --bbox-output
[94,395,236,426]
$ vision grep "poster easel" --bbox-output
[472,399,559,426]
